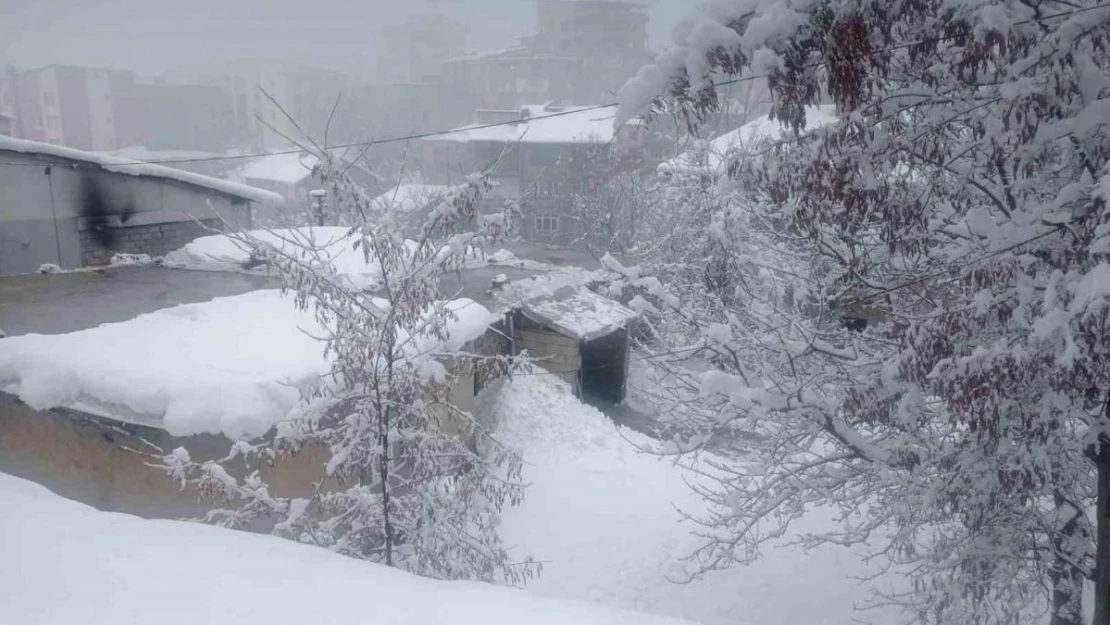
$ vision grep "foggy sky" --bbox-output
[0,0,694,75]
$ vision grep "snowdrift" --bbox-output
[0,472,696,625]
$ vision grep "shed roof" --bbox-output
[520,286,638,341]
[0,136,283,204]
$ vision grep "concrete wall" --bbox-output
[0,150,251,274]
[0,392,329,521]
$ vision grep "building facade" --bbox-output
[1,65,142,151]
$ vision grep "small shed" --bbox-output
[510,286,639,405]
[0,136,283,275]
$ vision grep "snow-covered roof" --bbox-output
[0,290,494,438]
[432,105,632,145]
[0,136,283,204]
[0,472,696,625]
[520,286,638,341]
[233,152,320,185]
[657,105,839,176]
[371,184,452,212]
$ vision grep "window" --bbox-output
[42,91,56,107]
[534,214,559,234]
[45,115,61,134]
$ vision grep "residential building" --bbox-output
[1,65,142,151]
[419,103,656,246]
[0,136,281,275]
[161,61,352,152]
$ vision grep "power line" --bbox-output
[2,2,1103,171]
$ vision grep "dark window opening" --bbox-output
[579,328,627,406]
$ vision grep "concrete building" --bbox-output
[1,65,142,151]
[0,136,281,275]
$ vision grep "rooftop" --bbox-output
[0,136,283,204]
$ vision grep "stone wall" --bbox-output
[79,218,222,266]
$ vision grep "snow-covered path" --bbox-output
[485,375,906,625]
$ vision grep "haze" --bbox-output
[0,0,692,72]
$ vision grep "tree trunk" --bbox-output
[1051,491,1084,625]
[1094,456,1110,625]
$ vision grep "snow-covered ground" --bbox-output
[0,472,696,625]
[0,290,493,439]
[483,374,905,625]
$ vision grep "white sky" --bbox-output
[0,0,696,75]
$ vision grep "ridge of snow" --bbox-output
[0,472,696,625]
[0,135,283,205]
[163,227,400,291]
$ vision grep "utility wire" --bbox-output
[1,2,1104,170]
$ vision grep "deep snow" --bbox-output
[484,374,905,625]
[0,472,697,625]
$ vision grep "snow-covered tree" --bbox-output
[613,1,1110,623]
[162,143,538,584]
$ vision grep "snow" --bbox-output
[520,286,639,341]
[486,374,905,625]
[164,227,392,290]
[232,151,320,185]
[658,105,839,175]
[104,145,226,162]
[0,290,494,439]
[0,290,324,438]
[0,135,283,205]
[435,105,634,145]
[371,183,453,212]
[0,472,696,625]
